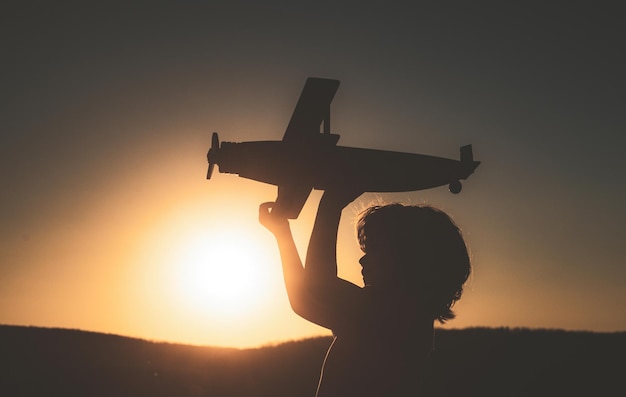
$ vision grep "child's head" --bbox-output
[356,203,471,323]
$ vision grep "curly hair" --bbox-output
[357,203,471,323]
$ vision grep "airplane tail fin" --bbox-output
[460,144,481,172]
[460,145,473,163]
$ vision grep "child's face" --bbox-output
[359,240,396,287]
[359,253,376,286]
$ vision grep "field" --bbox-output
[1,325,624,396]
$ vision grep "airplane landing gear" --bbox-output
[449,180,462,194]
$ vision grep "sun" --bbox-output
[125,195,290,344]
[171,227,276,319]
[175,232,259,315]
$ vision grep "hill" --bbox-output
[1,325,624,396]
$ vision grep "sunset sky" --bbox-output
[1,2,624,348]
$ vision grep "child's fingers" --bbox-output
[259,202,275,213]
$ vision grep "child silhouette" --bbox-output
[259,188,471,397]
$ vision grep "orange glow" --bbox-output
[167,224,275,319]
[125,193,279,309]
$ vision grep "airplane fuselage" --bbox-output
[206,77,480,218]
[211,140,478,193]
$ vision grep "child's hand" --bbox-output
[259,202,290,235]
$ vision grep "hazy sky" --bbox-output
[1,2,624,348]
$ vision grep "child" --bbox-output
[259,189,471,397]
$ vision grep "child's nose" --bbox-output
[359,255,368,266]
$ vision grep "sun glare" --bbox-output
[174,230,265,318]
[128,197,284,330]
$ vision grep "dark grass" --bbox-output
[1,324,624,396]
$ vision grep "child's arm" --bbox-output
[299,190,364,327]
[304,192,351,279]
[258,202,307,315]
[260,189,364,330]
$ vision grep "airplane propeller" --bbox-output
[206,132,220,179]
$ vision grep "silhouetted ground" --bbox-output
[1,324,624,396]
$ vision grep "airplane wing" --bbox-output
[273,78,339,218]
[274,184,313,219]
[283,77,340,142]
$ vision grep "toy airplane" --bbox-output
[207,77,480,219]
